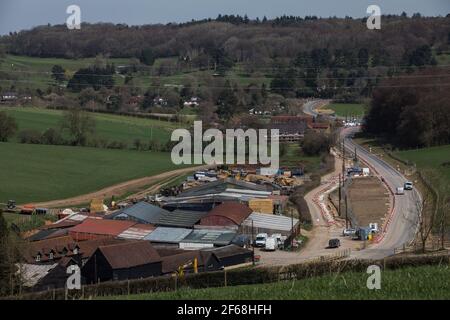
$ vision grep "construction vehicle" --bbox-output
[7,200,16,210]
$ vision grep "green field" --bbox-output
[327,103,366,118]
[394,144,450,185]
[3,107,182,146]
[0,142,184,204]
[0,55,270,90]
[99,265,450,300]
[280,144,321,171]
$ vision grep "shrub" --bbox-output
[18,129,42,144]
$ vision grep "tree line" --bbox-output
[363,69,450,148]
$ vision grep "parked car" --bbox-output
[342,228,356,236]
[328,238,341,249]
[264,236,277,251]
[396,187,405,195]
[254,233,268,247]
[404,181,413,190]
[232,235,251,248]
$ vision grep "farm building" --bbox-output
[107,201,169,224]
[163,202,215,212]
[161,250,221,275]
[18,257,78,292]
[69,218,136,241]
[241,212,299,236]
[156,209,208,228]
[179,229,237,250]
[178,178,273,197]
[117,224,155,240]
[199,202,252,228]
[82,241,162,283]
[76,238,126,265]
[23,236,80,264]
[203,245,254,268]
[144,227,192,246]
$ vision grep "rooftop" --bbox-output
[69,218,136,236]
[180,229,237,246]
[108,201,169,224]
[96,241,161,269]
[144,227,193,244]
[157,210,208,228]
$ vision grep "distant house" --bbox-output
[82,241,162,283]
[23,236,80,264]
[1,92,18,102]
[199,202,253,228]
[107,201,170,224]
[307,122,331,133]
[183,97,200,107]
[269,116,312,142]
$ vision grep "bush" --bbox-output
[18,129,42,144]
[301,132,331,156]
[41,128,63,145]
[0,111,17,142]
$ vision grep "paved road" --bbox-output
[302,100,330,117]
[302,100,421,259]
[342,127,421,259]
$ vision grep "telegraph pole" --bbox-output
[338,173,342,216]
[345,193,349,229]
[251,219,255,266]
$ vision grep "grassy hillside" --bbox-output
[327,103,366,118]
[100,265,450,300]
[1,55,270,90]
[394,145,450,185]
[0,142,182,204]
[3,107,181,145]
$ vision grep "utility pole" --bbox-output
[291,209,294,252]
[345,193,349,229]
[251,219,255,266]
[338,174,342,217]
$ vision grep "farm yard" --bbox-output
[0,142,183,204]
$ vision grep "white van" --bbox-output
[255,233,268,247]
[396,187,405,195]
[264,236,277,251]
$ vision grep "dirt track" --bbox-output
[31,165,212,208]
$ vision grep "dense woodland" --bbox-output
[363,68,450,148]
